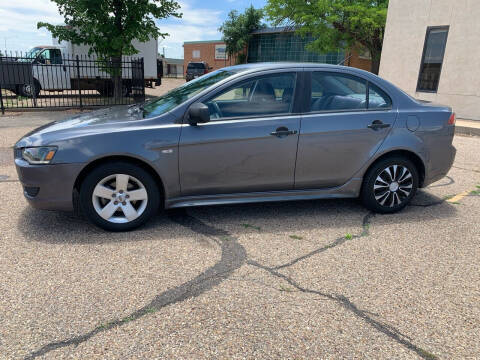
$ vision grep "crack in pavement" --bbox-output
[25,209,247,360]
[0,174,19,183]
[247,260,438,360]
[273,212,375,270]
[246,211,438,359]
[25,198,451,359]
[245,208,442,359]
[452,165,480,174]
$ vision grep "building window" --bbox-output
[192,50,200,58]
[247,32,344,64]
[417,26,449,93]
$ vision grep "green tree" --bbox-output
[38,0,181,98]
[219,6,265,64]
[265,0,389,74]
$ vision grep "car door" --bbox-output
[295,70,397,189]
[179,71,301,196]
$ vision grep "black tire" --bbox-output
[97,82,113,97]
[79,162,161,231]
[20,79,41,98]
[12,85,21,96]
[361,156,419,214]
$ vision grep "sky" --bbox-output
[0,0,266,59]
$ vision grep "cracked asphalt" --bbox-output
[0,110,479,359]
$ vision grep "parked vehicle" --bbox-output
[185,61,210,81]
[1,37,160,97]
[14,63,456,231]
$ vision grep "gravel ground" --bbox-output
[0,109,479,359]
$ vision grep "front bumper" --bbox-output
[15,158,84,211]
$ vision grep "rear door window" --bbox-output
[310,72,367,112]
[309,72,392,112]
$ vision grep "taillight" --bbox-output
[204,69,208,74]
[448,112,456,125]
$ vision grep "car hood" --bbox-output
[15,105,168,147]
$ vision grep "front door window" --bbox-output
[205,73,296,120]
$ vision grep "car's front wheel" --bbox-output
[361,157,419,213]
[80,162,160,231]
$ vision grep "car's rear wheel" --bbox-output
[80,162,160,231]
[361,157,419,213]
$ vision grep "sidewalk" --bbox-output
[456,119,480,137]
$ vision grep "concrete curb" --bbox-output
[456,126,480,137]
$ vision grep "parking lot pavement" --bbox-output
[145,78,185,98]
[0,114,479,359]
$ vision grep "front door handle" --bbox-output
[270,126,298,137]
[368,120,390,130]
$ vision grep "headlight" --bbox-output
[22,146,57,164]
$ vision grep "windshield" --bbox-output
[187,63,205,69]
[143,70,236,118]
[18,47,44,62]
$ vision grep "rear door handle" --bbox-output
[368,120,390,130]
[270,126,298,137]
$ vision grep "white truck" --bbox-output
[1,37,161,97]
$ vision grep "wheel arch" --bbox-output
[33,77,42,89]
[364,150,426,188]
[73,155,166,201]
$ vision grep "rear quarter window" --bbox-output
[368,83,392,109]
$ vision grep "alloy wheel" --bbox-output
[92,174,148,223]
[373,165,413,208]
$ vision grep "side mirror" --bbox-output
[188,102,210,125]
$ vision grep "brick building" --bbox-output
[183,40,235,75]
[344,47,372,72]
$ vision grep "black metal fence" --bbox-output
[0,52,145,114]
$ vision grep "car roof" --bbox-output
[34,45,59,49]
[223,62,345,70]
[223,62,376,78]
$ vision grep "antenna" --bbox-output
[336,54,353,66]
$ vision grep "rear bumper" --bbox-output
[423,145,456,187]
[15,158,84,211]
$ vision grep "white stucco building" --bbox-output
[380,0,480,120]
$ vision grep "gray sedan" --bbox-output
[14,63,456,231]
